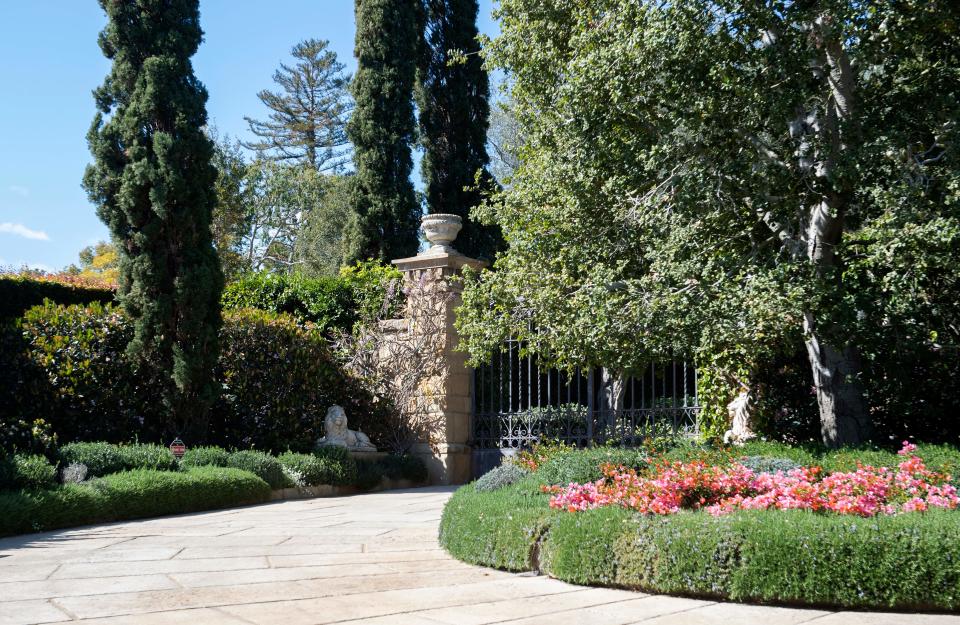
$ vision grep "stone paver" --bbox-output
[0,487,955,624]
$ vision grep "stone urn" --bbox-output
[421,213,462,255]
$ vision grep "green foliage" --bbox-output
[0,417,57,457]
[0,454,57,491]
[438,483,556,571]
[343,0,421,264]
[535,447,648,486]
[541,506,633,586]
[244,39,351,172]
[737,456,802,475]
[59,442,126,478]
[337,261,405,324]
[463,0,960,446]
[221,262,403,330]
[417,0,501,259]
[0,467,270,537]
[0,275,114,322]
[4,303,385,453]
[59,442,178,478]
[277,451,352,487]
[474,463,530,492]
[353,454,429,490]
[179,446,230,468]
[441,481,960,610]
[222,272,354,330]
[213,308,387,452]
[226,450,285,489]
[313,445,359,484]
[83,0,224,440]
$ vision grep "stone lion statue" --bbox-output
[723,388,756,446]
[318,405,377,452]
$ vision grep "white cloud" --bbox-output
[0,222,50,241]
[8,185,30,197]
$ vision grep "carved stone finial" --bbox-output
[421,214,463,255]
[317,405,377,452]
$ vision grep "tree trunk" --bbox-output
[803,311,872,447]
[599,368,626,437]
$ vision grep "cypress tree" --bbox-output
[343,0,422,264]
[417,0,500,259]
[83,0,223,440]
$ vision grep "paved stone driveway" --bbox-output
[0,486,957,625]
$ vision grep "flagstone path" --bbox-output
[0,486,956,625]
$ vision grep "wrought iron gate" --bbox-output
[471,339,700,477]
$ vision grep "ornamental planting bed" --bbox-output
[439,441,960,611]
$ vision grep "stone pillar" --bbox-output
[391,214,485,485]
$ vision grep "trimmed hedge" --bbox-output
[2,303,390,452]
[354,454,429,490]
[59,442,178,478]
[475,463,530,492]
[179,446,230,468]
[0,467,270,537]
[221,262,404,332]
[227,450,286,489]
[441,469,960,611]
[221,272,354,332]
[0,274,114,322]
[0,453,57,490]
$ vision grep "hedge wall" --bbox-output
[0,302,391,452]
[0,275,114,322]
[0,467,270,537]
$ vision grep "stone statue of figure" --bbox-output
[318,405,377,452]
[723,388,756,446]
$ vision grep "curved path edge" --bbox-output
[0,486,955,625]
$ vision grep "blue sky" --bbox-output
[0,1,499,272]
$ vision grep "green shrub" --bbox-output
[179,446,230,468]
[5,303,388,453]
[541,506,634,586]
[0,274,114,322]
[221,262,404,331]
[221,272,354,331]
[227,450,285,489]
[536,447,648,486]
[60,442,126,477]
[96,467,269,520]
[5,303,164,442]
[60,442,177,477]
[117,444,178,472]
[10,454,57,490]
[277,451,344,486]
[353,454,429,490]
[440,481,960,611]
[211,308,390,452]
[475,463,530,492]
[439,482,555,571]
[0,467,269,537]
[313,446,358,484]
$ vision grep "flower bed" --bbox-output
[439,442,960,611]
[547,442,959,517]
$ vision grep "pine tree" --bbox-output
[343,0,422,264]
[417,0,500,259]
[244,39,352,172]
[83,0,223,440]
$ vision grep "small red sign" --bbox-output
[169,438,186,459]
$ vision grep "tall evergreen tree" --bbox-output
[343,0,422,264]
[417,0,500,259]
[244,39,352,172]
[83,0,223,440]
